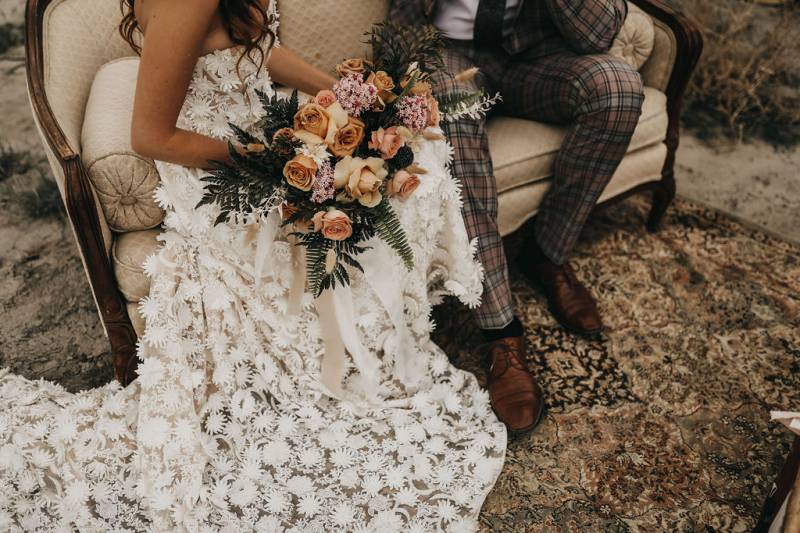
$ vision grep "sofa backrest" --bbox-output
[277,0,390,75]
[41,0,134,154]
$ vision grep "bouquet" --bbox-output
[198,23,499,296]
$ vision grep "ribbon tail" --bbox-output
[253,211,280,289]
[316,289,348,398]
[361,241,423,388]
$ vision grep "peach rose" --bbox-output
[283,154,317,191]
[387,170,420,200]
[336,58,366,77]
[331,117,366,158]
[314,89,337,108]
[367,71,397,104]
[312,209,353,241]
[368,127,405,160]
[333,156,388,208]
[426,96,440,128]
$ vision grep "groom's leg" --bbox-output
[497,51,644,262]
[431,45,544,433]
[429,46,515,332]
[496,51,644,333]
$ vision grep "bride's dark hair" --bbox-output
[119,0,276,71]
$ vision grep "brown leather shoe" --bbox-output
[525,260,603,336]
[484,336,544,434]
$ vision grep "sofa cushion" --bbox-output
[609,3,655,70]
[82,57,164,232]
[497,142,668,236]
[490,86,667,195]
[277,0,390,74]
[112,228,161,303]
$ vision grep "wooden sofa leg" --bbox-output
[108,322,139,386]
[646,169,676,232]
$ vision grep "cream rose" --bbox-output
[336,58,367,77]
[333,156,388,208]
[387,170,420,200]
[312,209,353,241]
[368,126,406,160]
[283,154,317,191]
[331,117,365,158]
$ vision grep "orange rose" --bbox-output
[312,209,353,241]
[283,154,317,191]
[315,90,337,108]
[272,128,295,143]
[330,117,365,158]
[367,71,397,104]
[387,170,420,200]
[293,103,331,141]
[368,126,405,160]
[336,58,366,77]
[281,202,300,221]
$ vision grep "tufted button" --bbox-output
[624,44,635,56]
[120,196,137,206]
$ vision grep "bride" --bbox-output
[0,0,508,531]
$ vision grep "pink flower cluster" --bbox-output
[333,73,378,117]
[395,94,429,132]
[311,160,335,203]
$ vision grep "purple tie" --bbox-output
[474,0,507,45]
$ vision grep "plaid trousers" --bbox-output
[429,44,644,329]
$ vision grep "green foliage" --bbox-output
[367,22,445,81]
[437,89,485,115]
[255,89,299,140]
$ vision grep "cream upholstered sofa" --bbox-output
[25,0,701,384]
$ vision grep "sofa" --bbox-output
[24,0,702,385]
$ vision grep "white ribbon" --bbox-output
[360,241,424,388]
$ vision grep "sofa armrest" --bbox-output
[631,0,703,93]
[629,0,702,157]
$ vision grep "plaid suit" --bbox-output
[390,0,644,329]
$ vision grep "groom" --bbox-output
[389,0,644,431]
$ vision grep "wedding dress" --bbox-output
[0,33,506,533]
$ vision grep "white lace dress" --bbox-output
[0,43,506,532]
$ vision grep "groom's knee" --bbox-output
[572,55,645,131]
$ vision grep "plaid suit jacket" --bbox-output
[388,0,628,57]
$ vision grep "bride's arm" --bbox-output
[267,46,337,96]
[131,0,232,169]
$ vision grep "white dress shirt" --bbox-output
[433,0,523,41]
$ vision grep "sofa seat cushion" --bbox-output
[112,228,161,302]
[82,57,164,232]
[497,142,667,236]
[490,86,667,195]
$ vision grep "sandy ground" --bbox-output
[0,2,798,391]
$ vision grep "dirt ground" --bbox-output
[0,1,798,391]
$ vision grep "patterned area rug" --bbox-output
[434,197,800,532]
